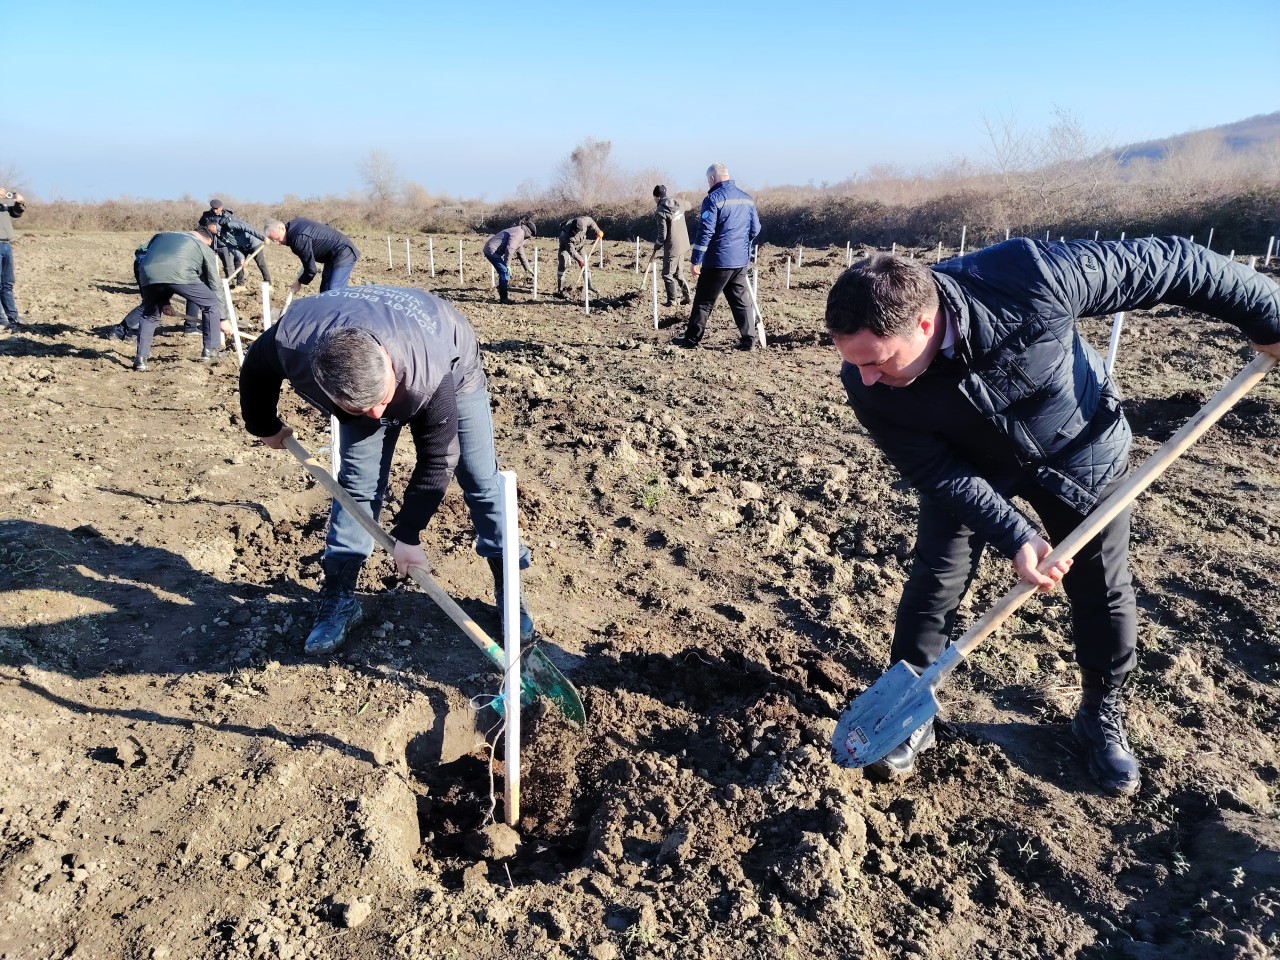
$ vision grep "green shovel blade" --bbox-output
[503,645,586,726]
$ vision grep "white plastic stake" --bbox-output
[1266,237,1275,266]
[1060,237,1065,243]
[845,241,851,266]
[498,470,521,826]
[330,416,341,480]
[458,240,464,281]
[1248,256,1257,270]
[428,237,435,277]
[1228,249,1235,262]
[785,256,791,289]
[584,266,590,314]
[634,237,640,273]
[1094,231,1100,241]
[1005,228,1011,241]
[1189,235,1195,245]
[746,276,767,349]
[891,242,896,256]
[261,282,272,330]
[959,225,967,256]
[598,238,604,268]
[221,279,244,365]
[1206,227,1214,251]
[386,235,393,269]
[650,261,658,330]
[490,264,495,289]
[1106,312,1125,376]
[532,247,539,300]
[1120,232,1126,242]
[751,258,759,301]
[1045,230,1051,242]
[936,241,943,262]
[797,244,803,268]
[405,240,411,275]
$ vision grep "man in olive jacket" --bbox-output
[825,238,1280,795]
[652,185,692,307]
[132,215,229,370]
[556,215,603,297]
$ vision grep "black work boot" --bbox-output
[486,557,535,642]
[304,558,364,655]
[663,278,677,307]
[869,718,936,779]
[1073,671,1140,795]
[498,282,510,304]
[678,278,692,305]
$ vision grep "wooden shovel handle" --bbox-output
[953,351,1277,659]
[282,435,508,669]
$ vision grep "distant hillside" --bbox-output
[1117,111,1280,163]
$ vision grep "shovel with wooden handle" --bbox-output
[283,435,586,725]
[833,351,1277,768]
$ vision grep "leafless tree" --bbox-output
[549,138,620,206]
[358,150,401,206]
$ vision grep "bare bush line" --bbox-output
[18,183,1280,254]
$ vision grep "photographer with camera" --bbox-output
[0,187,25,329]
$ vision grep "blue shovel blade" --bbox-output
[832,661,941,768]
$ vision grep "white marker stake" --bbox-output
[1266,236,1275,266]
[1120,232,1126,242]
[797,244,803,268]
[584,266,590,315]
[1045,230,1051,242]
[598,238,604,269]
[651,261,658,330]
[1105,312,1125,376]
[1060,237,1065,243]
[746,276,767,349]
[405,240,411,276]
[532,247,539,300]
[1228,249,1235,262]
[891,242,896,256]
[1206,227,1214,251]
[1094,231,1100,241]
[1006,228,1011,241]
[785,256,791,290]
[937,241,943,262]
[386,235,393,269]
[428,237,436,277]
[634,237,640,273]
[490,264,496,289]
[751,258,759,302]
[330,415,341,480]
[498,470,521,826]
[959,225,967,256]
[261,282,272,330]
[846,241,851,266]
[222,279,244,365]
[1248,256,1257,270]
[458,240,464,282]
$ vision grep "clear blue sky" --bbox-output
[9,0,1278,202]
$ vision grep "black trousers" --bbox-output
[137,282,222,360]
[892,473,1137,685]
[684,266,755,344]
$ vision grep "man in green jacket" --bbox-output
[132,214,229,371]
[0,186,26,329]
[556,216,603,297]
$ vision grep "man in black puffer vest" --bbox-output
[825,238,1280,795]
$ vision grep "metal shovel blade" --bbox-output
[832,661,941,768]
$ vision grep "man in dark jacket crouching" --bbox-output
[825,238,1280,794]
[239,285,536,655]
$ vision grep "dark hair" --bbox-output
[311,328,389,410]
[653,184,667,198]
[198,212,220,229]
[824,255,939,338]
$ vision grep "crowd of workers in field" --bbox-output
[3,162,1280,798]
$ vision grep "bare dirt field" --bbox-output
[2,230,1279,960]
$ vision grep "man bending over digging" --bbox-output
[239,285,536,655]
[825,238,1280,795]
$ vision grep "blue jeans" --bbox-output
[484,252,510,286]
[319,249,359,292]
[0,240,17,322]
[325,383,532,569]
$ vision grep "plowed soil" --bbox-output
[2,232,1279,960]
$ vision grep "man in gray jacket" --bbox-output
[238,285,536,655]
[0,186,26,329]
[556,215,603,297]
[652,185,691,307]
[132,214,229,371]
[482,218,537,304]
[826,238,1280,795]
